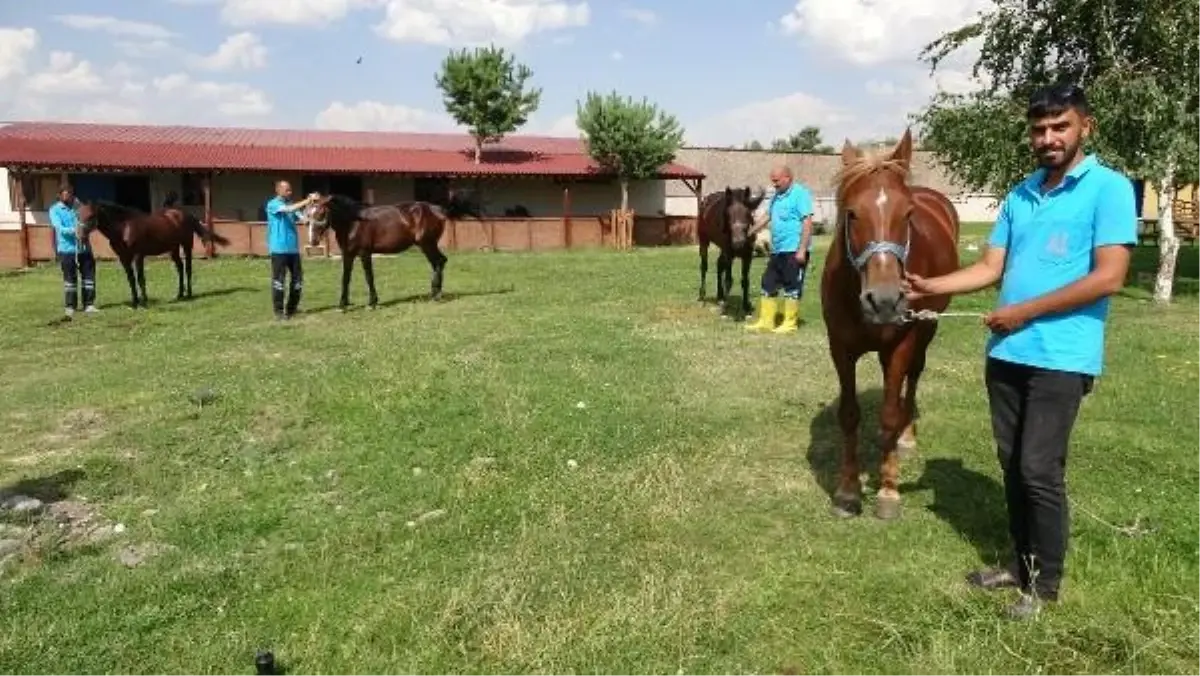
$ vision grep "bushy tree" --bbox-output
[575,91,685,211]
[770,126,834,153]
[435,45,542,164]
[914,0,1199,303]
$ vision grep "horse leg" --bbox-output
[899,325,935,453]
[739,252,753,319]
[120,256,139,309]
[135,255,149,307]
[422,243,448,301]
[697,241,709,302]
[716,253,730,315]
[183,242,194,299]
[170,249,184,301]
[876,345,914,521]
[831,347,864,517]
[339,254,354,311]
[361,254,379,309]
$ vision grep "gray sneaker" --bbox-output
[1006,592,1044,620]
[64,308,75,319]
[84,305,99,314]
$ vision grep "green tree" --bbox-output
[575,91,685,211]
[743,139,765,151]
[914,0,1199,303]
[769,126,834,153]
[435,45,542,164]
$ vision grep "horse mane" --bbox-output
[90,199,143,219]
[832,151,911,205]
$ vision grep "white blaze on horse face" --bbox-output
[874,187,888,219]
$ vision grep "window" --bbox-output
[180,173,205,207]
[414,176,450,205]
[12,173,61,211]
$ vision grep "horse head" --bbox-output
[304,192,361,245]
[834,128,916,325]
[723,186,766,250]
[74,199,118,239]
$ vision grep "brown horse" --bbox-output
[697,186,766,318]
[304,193,479,309]
[76,200,231,308]
[819,129,960,520]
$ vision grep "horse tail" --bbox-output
[185,212,231,247]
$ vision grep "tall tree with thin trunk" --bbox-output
[914,0,1198,303]
[435,45,542,164]
[575,91,685,212]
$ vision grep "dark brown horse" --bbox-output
[696,186,766,318]
[76,200,231,308]
[304,193,479,309]
[820,129,961,520]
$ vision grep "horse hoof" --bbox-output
[875,497,902,521]
[831,495,862,519]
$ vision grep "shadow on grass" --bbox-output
[0,468,86,504]
[900,458,1011,566]
[1123,244,1200,297]
[806,388,884,500]
[305,286,516,313]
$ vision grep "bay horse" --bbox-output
[76,200,231,308]
[696,186,766,318]
[304,192,480,309]
[820,129,960,520]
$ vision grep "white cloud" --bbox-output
[193,32,268,70]
[778,0,987,66]
[538,113,581,138]
[115,40,173,59]
[619,7,657,25]
[214,0,382,26]
[610,50,623,61]
[52,14,176,40]
[0,27,38,82]
[314,100,460,132]
[152,73,272,116]
[25,51,105,96]
[375,0,589,46]
[0,28,273,125]
[687,91,858,147]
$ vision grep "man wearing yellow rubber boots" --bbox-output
[746,165,814,333]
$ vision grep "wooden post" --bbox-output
[562,183,572,249]
[202,172,214,257]
[693,178,703,244]
[364,187,375,205]
[12,171,29,267]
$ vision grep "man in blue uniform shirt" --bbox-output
[48,184,97,318]
[745,165,814,334]
[264,180,315,320]
[904,83,1136,619]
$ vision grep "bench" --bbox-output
[1137,199,1199,246]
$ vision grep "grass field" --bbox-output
[0,230,1197,674]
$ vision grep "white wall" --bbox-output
[0,167,672,227]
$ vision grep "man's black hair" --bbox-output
[1027,82,1091,119]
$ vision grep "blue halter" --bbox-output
[843,212,912,270]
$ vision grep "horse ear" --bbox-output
[724,186,733,200]
[890,128,914,168]
[841,139,861,166]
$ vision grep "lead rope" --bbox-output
[901,309,987,323]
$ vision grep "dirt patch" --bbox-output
[10,408,110,466]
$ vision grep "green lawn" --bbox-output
[0,235,1196,674]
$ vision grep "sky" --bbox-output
[0,0,990,147]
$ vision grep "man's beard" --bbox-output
[1036,141,1079,169]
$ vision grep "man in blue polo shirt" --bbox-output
[745,165,814,334]
[904,83,1136,619]
[48,184,97,318]
[265,180,315,320]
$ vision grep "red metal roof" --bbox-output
[0,121,705,179]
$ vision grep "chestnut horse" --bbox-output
[76,200,231,308]
[304,193,480,309]
[696,186,766,318]
[820,129,960,520]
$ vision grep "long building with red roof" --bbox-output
[0,121,706,266]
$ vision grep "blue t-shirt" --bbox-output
[49,200,87,254]
[986,154,1137,376]
[768,182,814,254]
[265,196,301,254]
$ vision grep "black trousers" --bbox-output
[270,253,303,316]
[760,252,807,299]
[985,356,1093,600]
[58,252,96,309]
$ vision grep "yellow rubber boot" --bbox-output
[745,296,778,332]
[772,298,800,334]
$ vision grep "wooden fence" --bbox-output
[0,214,699,269]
